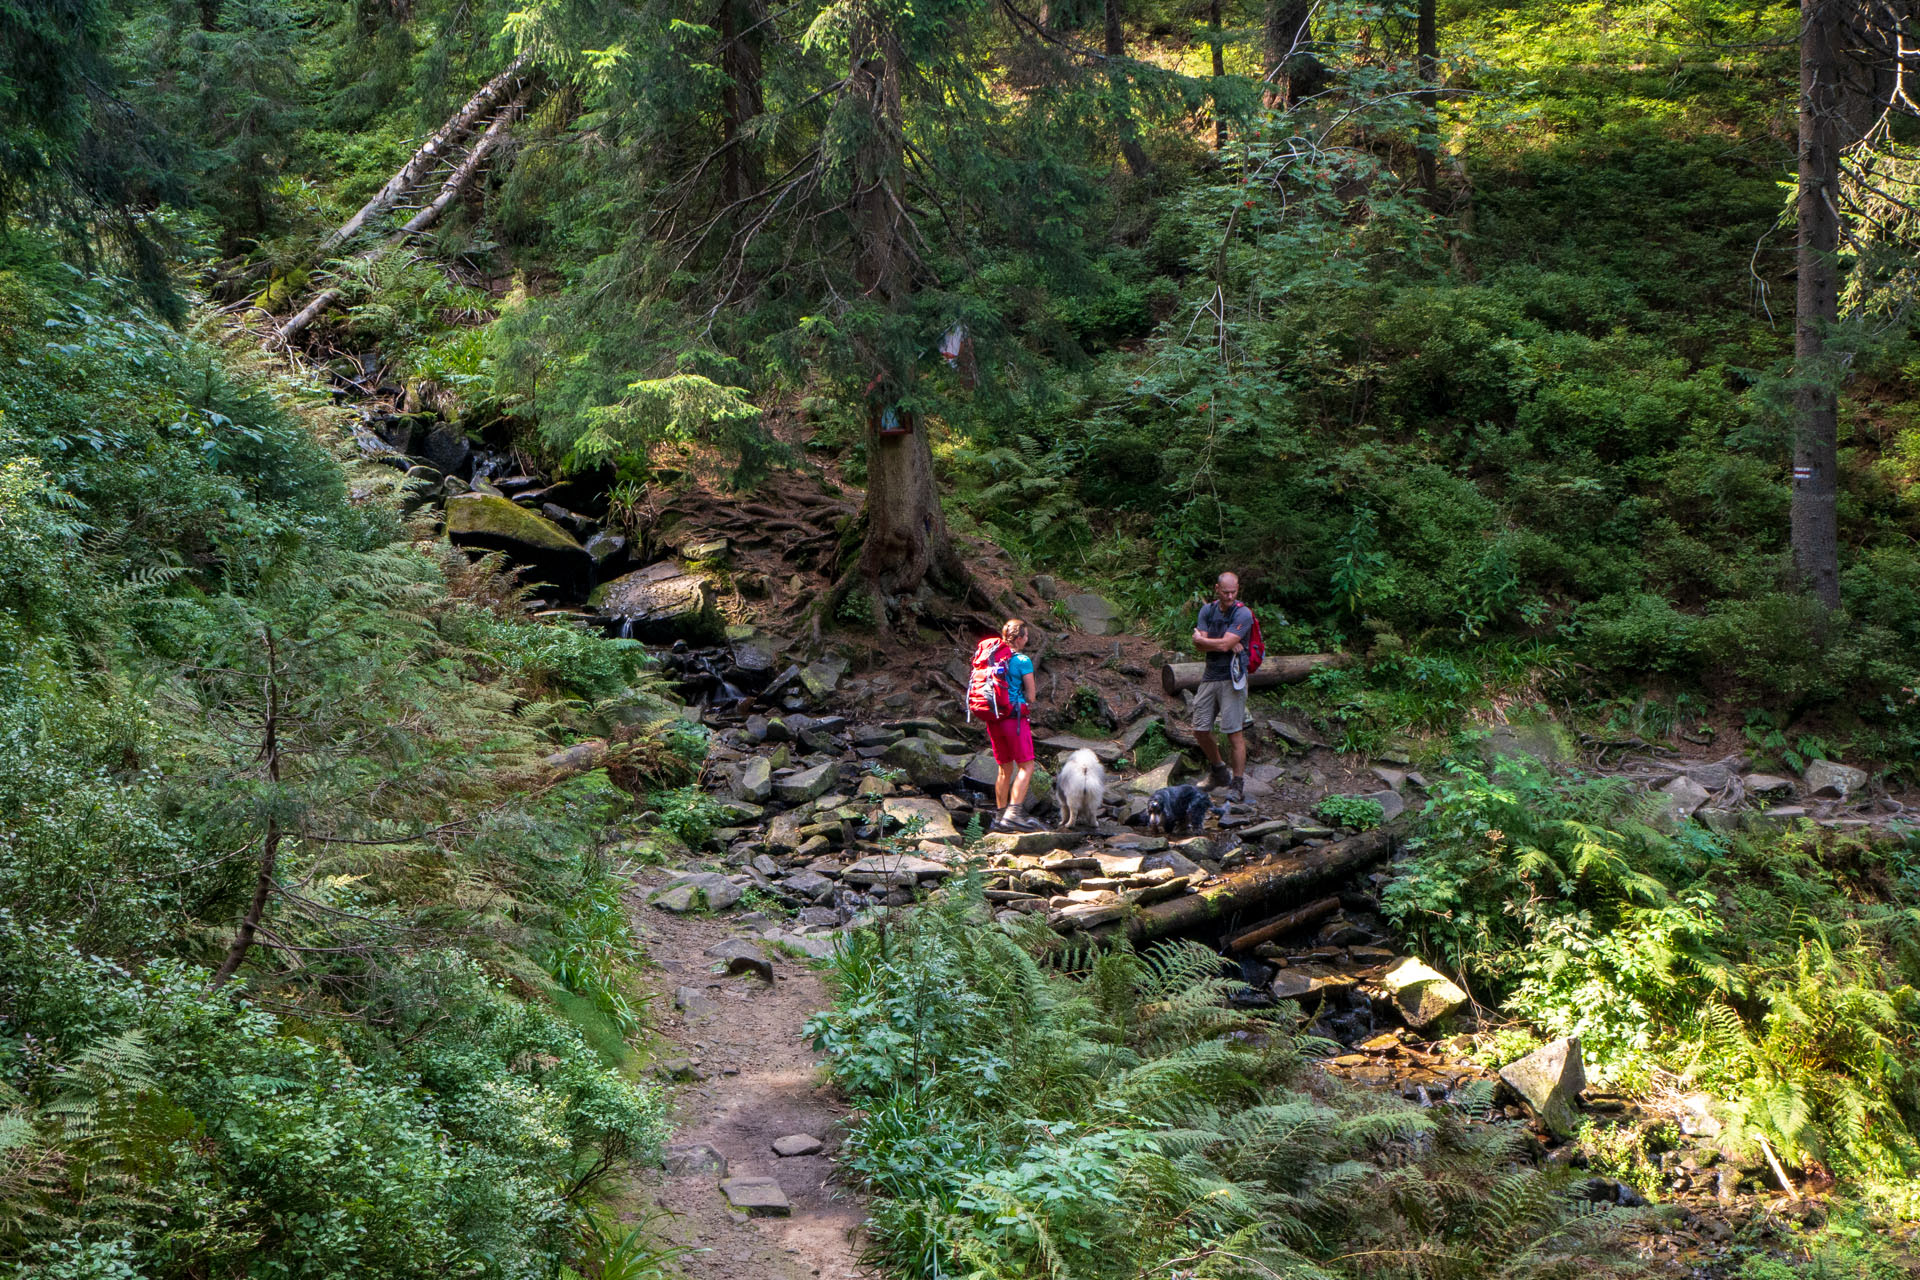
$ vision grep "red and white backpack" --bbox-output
[965,637,1014,721]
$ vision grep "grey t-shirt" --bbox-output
[1197,601,1253,682]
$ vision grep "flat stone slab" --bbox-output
[772,1133,823,1157]
[1039,734,1125,763]
[720,1175,792,1217]
[975,830,1077,858]
[882,795,960,843]
[780,869,836,901]
[773,760,840,804]
[1499,1036,1586,1139]
[842,853,951,885]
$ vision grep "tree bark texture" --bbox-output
[1263,0,1324,106]
[1097,829,1397,943]
[1105,0,1152,175]
[1209,0,1226,149]
[718,0,768,207]
[1416,0,1438,198]
[1158,653,1343,695]
[210,629,282,989]
[1794,0,1843,609]
[845,3,959,608]
[309,55,529,263]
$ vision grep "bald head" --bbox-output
[1215,573,1240,608]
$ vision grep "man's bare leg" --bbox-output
[1227,731,1246,777]
[1194,729,1222,767]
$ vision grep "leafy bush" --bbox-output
[1315,794,1387,830]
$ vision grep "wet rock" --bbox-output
[1498,1036,1586,1138]
[772,1134,823,1157]
[720,1176,791,1217]
[1063,592,1119,635]
[1379,957,1467,1028]
[734,756,773,803]
[882,795,960,844]
[1804,758,1867,799]
[663,1143,727,1176]
[773,760,840,804]
[445,493,592,595]
[422,422,472,476]
[590,561,722,643]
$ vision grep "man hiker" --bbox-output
[1191,572,1252,801]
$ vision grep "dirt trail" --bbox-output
[613,885,871,1280]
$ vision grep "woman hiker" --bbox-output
[970,618,1043,833]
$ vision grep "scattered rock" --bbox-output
[842,853,951,884]
[1363,789,1406,823]
[1129,756,1183,794]
[881,736,964,788]
[1743,773,1794,797]
[673,986,720,1020]
[773,760,841,804]
[882,795,961,843]
[1804,758,1867,799]
[654,872,744,913]
[719,1176,792,1217]
[1657,775,1711,826]
[801,656,849,700]
[704,938,764,963]
[663,1143,727,1177]
[1039,734,1125,763]
[976,830,1077,858]
[771,1134,823,1157]
[734,756,774,803]
[1498,1036,1586,1138]
[779,869,836,901]
[1063,592,1119,635]
[1379,957,1467,1028]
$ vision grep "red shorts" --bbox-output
[984,714,1034,766]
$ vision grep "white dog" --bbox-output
[1055,748,1107,830]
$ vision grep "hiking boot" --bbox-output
[1227,776,1246,803]
[1205,763,1233,790]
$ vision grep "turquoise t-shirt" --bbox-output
[1005,652,1034,712]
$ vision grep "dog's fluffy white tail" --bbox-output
[1056,748,1106,830]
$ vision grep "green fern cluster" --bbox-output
[811,881,1658,1280]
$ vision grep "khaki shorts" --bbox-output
[1191,679,1248,734]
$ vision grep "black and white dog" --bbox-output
[1143,784,1221,836]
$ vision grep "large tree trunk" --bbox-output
[1263,0,1324,107]
[1105,0,1152,175]
[844,5,959,612]
[1209,0,1226,150]
[308,55,529,263]
[1416,0,1438,198]
[719,0,768,207]
[1793,0,1843,609]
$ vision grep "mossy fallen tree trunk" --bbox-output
[1087,828,1397,944]
[1158,654,1344,696]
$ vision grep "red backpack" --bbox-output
[1244,610,1266,675]
[966,638,1014,721]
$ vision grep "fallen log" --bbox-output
[309,55,531,263]
[279,96,530,343]
[1095,828,1396,944]
[1226,895,1340,953]
[1158,653,1344,696]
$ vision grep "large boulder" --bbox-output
[1655,775,1711,829]
[590,560,722,643]
[882,736,964,789]
[652,872,744,913]
[1498,1036,1587,1138]
[1379,958,1467,1029]
[445,493,592,596]
[1064,593,1119,635]
[1804,759,1868,799]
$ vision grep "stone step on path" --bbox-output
[612,899,869,1280]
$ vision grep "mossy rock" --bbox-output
[445,493,592,596]
[589,562,722,643]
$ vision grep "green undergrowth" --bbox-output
[1385,759,1920,1214]
[809,878,1662,1280]
[0,248,688,1276]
